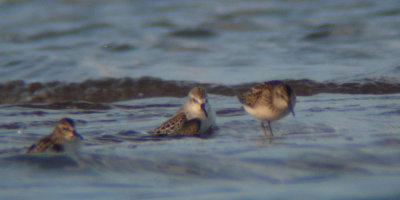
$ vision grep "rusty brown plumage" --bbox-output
[26,118,82,153]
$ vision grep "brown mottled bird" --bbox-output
[153,86,215,136]
[237,80,296,137]
[26,118,83,153]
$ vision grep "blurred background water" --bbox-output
[0,0,400,199]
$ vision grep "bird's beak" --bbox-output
[74,131,84,140]
[289,102,295,117]
[201,103,208,117]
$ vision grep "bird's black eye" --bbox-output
[192,98,199,103]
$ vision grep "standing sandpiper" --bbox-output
[237,80,296,137]
[154,86,215,136]
[26,118,83,153]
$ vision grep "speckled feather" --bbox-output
[26,118,81,153]
[238,81,292,108]
[154,112,201,136]
[26,135,64,153]
[153,86,214,136]
[237,80,295,137]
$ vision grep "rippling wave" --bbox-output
[0,77,399,105]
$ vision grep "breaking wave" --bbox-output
[0,77,399,105]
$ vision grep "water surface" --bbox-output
[1,0,400,199]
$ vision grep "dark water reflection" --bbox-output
[1,77,400,104]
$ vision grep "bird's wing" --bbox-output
[26,135,63,153]
[154,112,188,135]
[179,119,201,136]
[238,84,270,107]
[153,112,202,136]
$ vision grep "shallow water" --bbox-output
[1,94,400,199]
[1,0,400,199]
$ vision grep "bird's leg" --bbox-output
[260,121,269,138]
[267,121,273,137]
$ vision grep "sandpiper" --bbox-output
[237,80,296,137]
[26,118,83,153]
[154,86,215,136]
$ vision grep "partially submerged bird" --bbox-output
[237,80,296,137]
[153,86,215,136]
[26,118,83,153]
